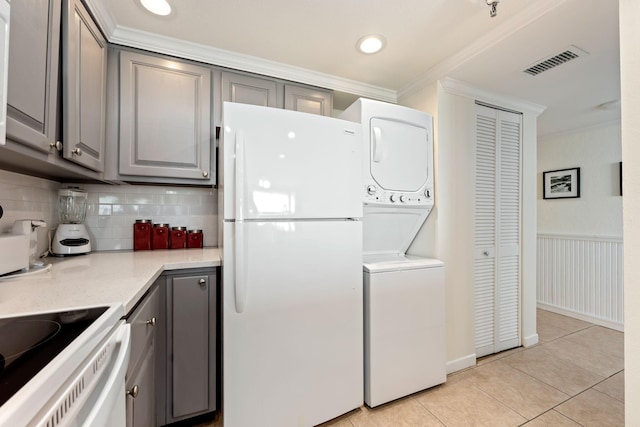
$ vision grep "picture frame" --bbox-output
[543,167,580,199]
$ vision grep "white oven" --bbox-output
[0,304,131,427]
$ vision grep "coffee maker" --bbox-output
[51,188,91,255]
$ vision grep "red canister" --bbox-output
[187,229,203,248]
[133,219,152,251]
[170,226,187,249]
[152,223,169,250]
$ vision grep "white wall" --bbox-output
[400,78,542,372]
[536,123,624,328]
[538,123,622,238]
[620,0,639,422]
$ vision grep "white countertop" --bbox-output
[0,248,221,318]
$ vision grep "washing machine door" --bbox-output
[369,118,429,192]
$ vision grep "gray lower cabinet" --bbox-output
[61,0,107,172]
[284,84,333,117]
[126,281,162,427]
[6,0,60,153]
[117,50,212,182]
[163,268,217,424]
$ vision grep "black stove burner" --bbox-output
[0,307,108,407]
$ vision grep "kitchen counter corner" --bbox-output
[0,248,221,317]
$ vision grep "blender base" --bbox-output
[51,224,92,255]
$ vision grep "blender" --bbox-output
[51,188,91,255]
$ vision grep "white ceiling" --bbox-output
[85,0,620,138]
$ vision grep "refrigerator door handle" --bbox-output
[235,130,245,221]
[234,221,247,313]
[372,126,383,163]
[235,130,247,313]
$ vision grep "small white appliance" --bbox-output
[52,188,91,255]
[220,102,363,426]
[340,98,446,407]
[0,219,47,276]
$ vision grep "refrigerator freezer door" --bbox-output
[223,220,363,427]
[222,102,362,221]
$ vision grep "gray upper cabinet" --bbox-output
[284,84,333,117]
[118,51,212,180]
[221,71,278,108]
[6,0,60,153]
[61,0,107,172]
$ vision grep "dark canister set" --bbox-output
[133,219,203,251]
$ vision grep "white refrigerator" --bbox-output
[220,102,363,427]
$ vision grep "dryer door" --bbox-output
[369,118,429,192]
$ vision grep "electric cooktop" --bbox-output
[0,307,108,407]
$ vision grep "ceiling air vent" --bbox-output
[523,45,589,76]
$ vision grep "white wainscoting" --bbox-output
[537,234,624,331]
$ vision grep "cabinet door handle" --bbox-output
[126,385,139,398]
[483,251,490,256]
[72,148,82,156]
[145,317,156,326]
[50,141,63,151]
[202,170,209,178]
[198,278,206,286]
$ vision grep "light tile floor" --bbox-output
[199,309,624,427]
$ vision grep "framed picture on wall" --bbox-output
[543,167,581,199]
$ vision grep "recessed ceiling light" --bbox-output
[357,35,386,54]
[140,0,172,16]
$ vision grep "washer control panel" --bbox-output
[364,184,433,206]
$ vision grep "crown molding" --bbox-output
[112,26,396,102]
[83,0,397,103]
[441,77,546,116]
[83,0,117,37]
[397,0,571,100]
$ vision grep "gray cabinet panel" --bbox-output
[171,275,209,418]
[6,0,60,153]
[119,51,211,180]
[62,0,106,171]
[126,283,161,427]
[284,84,333,116]
[126,340,156,427]
[221,71,277,107]
[165,269,217,423]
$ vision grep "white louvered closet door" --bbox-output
[474,103,522,358]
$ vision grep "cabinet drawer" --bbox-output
[127,284,160,374]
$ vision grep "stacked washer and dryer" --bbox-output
[340,99,446,407]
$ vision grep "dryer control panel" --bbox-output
[364,183,433,206]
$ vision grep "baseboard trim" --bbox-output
[523,333,539,347]
[446,353,476,374]
[537,303,624,332]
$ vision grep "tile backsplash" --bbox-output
[0,170,59,235]
[0,169,218,252]
[79,183,217,251]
